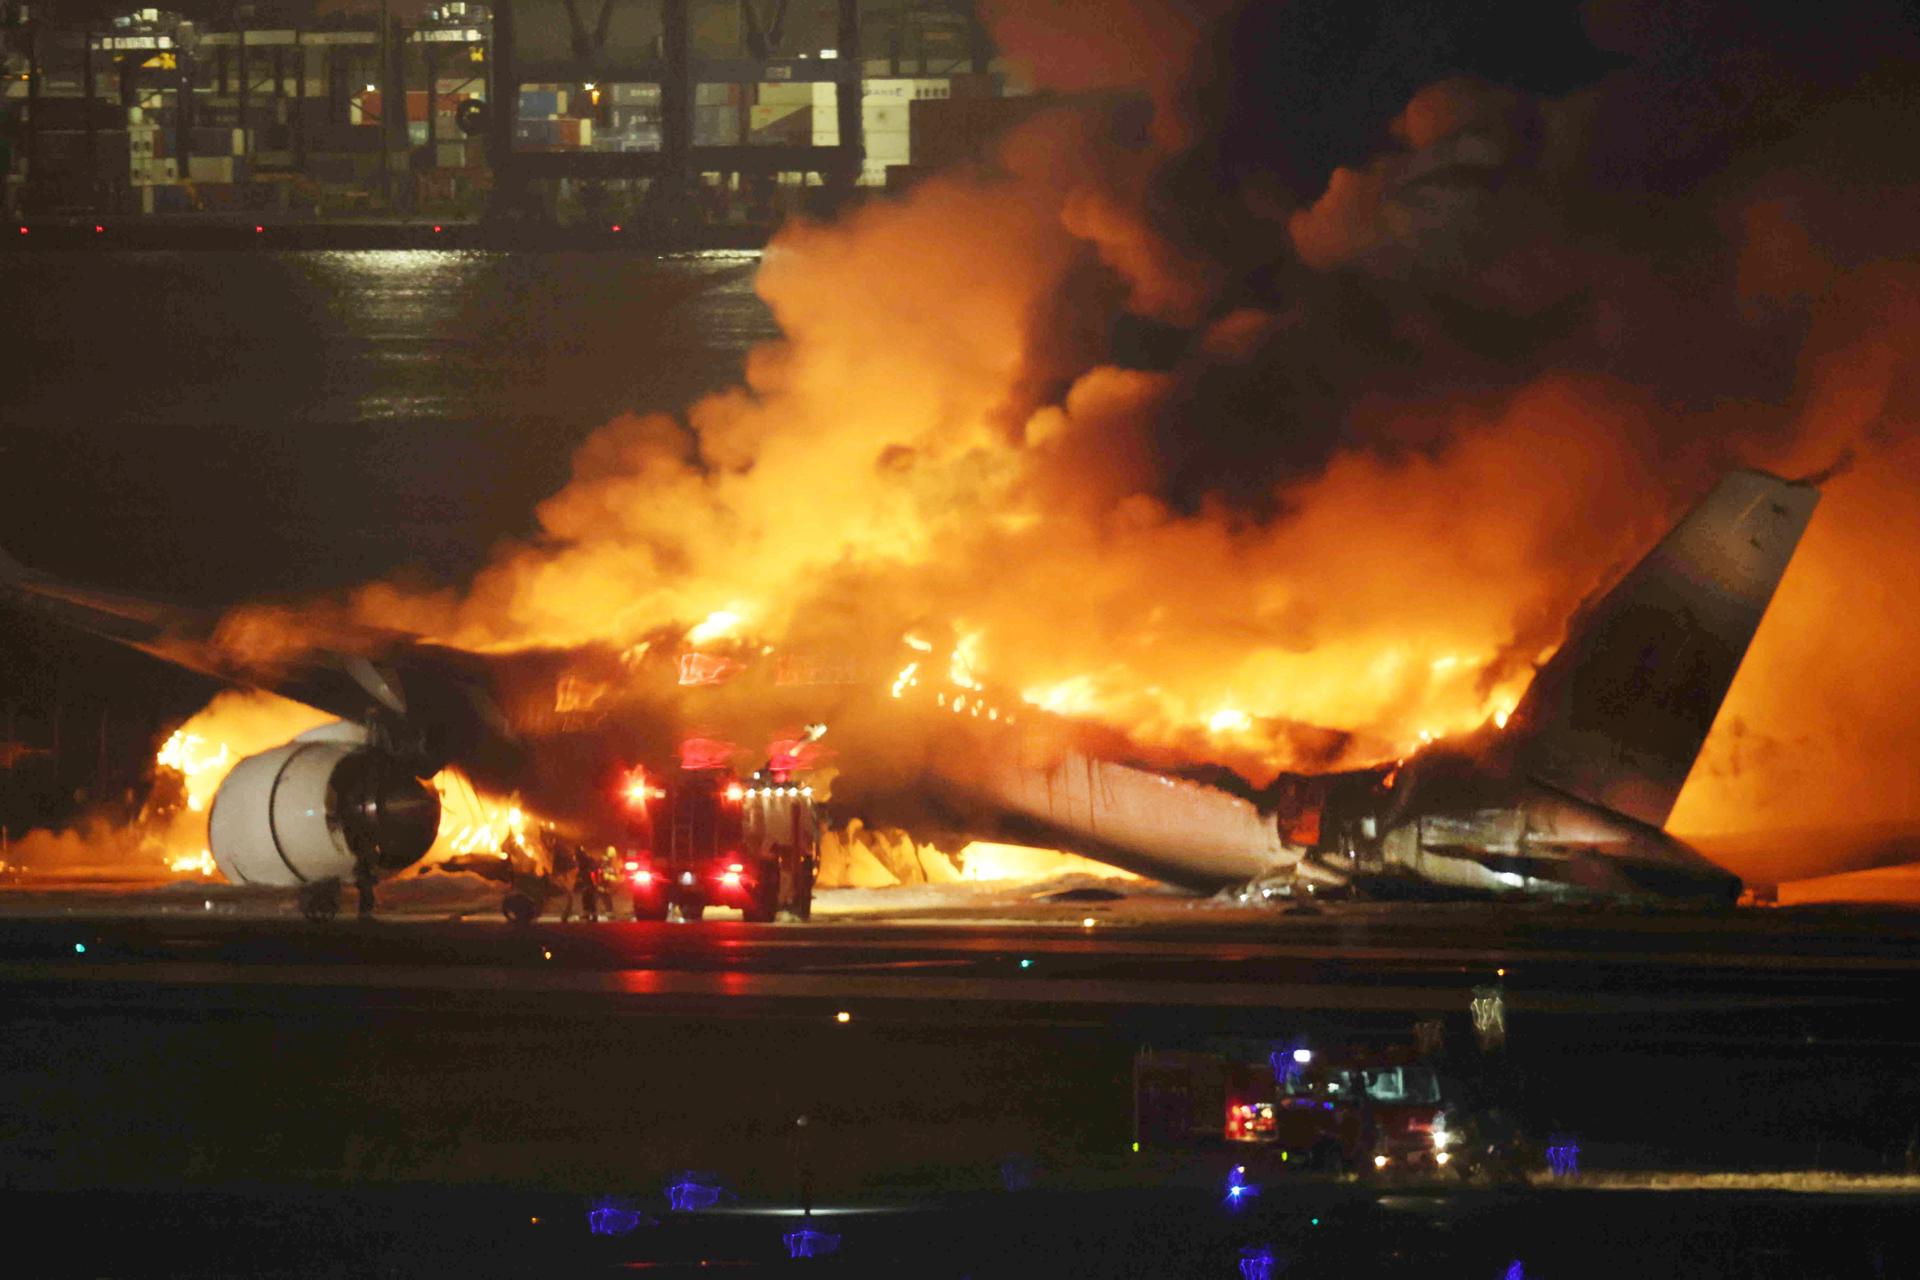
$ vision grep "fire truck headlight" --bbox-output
[1430,1123,1453,1151]
[633,870,652,885]
[1435,1151,1451,1166]
[721,870,742,887]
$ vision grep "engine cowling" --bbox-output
[207,723,441,887]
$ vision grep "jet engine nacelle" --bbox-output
[207,723,441,887]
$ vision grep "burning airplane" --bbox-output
[0,465,1820,904]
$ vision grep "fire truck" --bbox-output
[1134,1041,1454,1176]
[618,766,820,923]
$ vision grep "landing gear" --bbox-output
[502,892,539,927]
[299,879,342,923]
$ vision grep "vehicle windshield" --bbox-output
[1283,1065,1440,1104]
[1357,1066,1440,1104]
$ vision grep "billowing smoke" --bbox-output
[217,0,1920,880]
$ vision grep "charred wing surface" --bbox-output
[1502,470,1820,830]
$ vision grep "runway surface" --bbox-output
[2,878,1919,1279]
[3,878,1919,1029]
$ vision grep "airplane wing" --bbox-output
[0,541,456,736]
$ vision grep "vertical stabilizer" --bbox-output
[1501,469,1819,829]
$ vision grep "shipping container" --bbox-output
[749,102,811,144]
[187,154,234,183]
[757,81,815,107]
[863,101,909,134]
[517,87,567,118]
[190,126,246,156]
[131,158,180,185]
[692,103,739,146]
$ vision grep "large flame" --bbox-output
[141,690,540,882]
[199,4,1920,894]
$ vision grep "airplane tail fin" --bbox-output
[1500,469,1820,829]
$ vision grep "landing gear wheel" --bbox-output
[502,892,538,926]
[299,879,342,924]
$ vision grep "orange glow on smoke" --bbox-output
[204,50,1920,895]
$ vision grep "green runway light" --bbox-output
[73,943,86,955]
[1019,958,1033,969]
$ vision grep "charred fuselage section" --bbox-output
[1268,740,1742,902]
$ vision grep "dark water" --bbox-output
[0,248,777,813]
[0,249,777,600]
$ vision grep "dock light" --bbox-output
[541,948,552,960]
[1292,1048,1313,1065]
[835,1010,851,1023]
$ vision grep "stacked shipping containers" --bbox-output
[810,77,953,185]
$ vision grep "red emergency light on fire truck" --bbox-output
[618,758,819,923]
